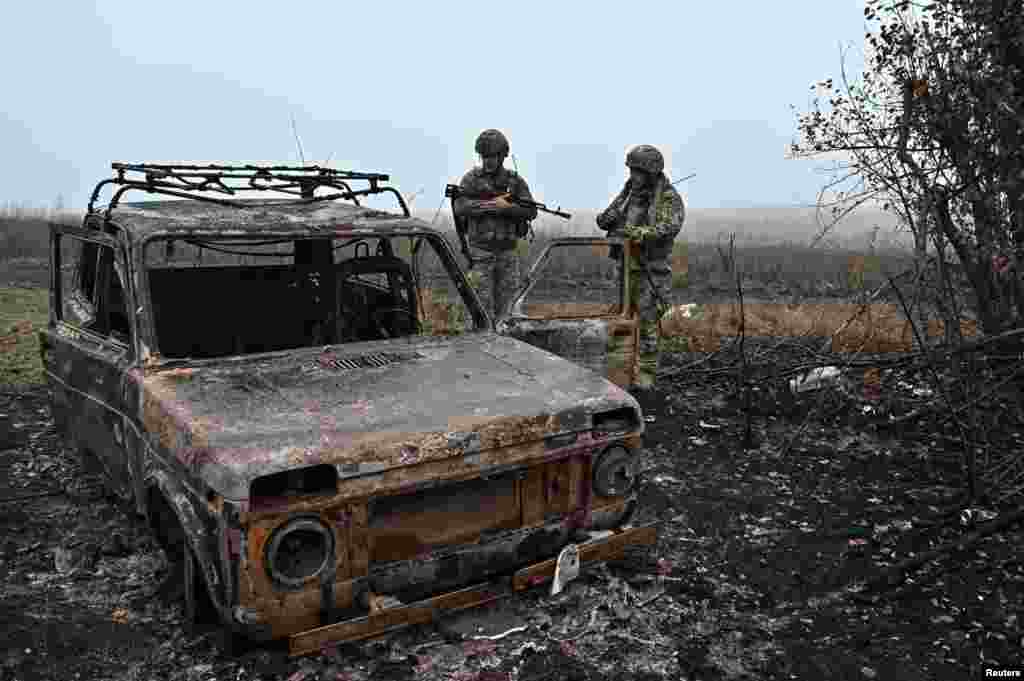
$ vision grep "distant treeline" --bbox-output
[418,205,912,251]
[2,202,911,255]
[0,207,82,260]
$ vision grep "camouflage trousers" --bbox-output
[627,260,671,389]
[469,245,521,319]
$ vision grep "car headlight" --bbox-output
[592,445,637,497]
[592,407,640,435]
[264,517,334,588]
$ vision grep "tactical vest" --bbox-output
[625,177,674,270]
[467,171,527,251]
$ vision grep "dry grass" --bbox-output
[415,287,471,335]
[659,301,978,353]
[429,218,915,299]
[523,302,619,317]
[0,212,956,375]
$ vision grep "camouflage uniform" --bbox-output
[454,130,538,319]
[596,145,686,390]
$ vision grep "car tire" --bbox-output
[181,543,250,656]
[182,542,218,635]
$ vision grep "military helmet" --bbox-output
[475,129,510,156]
[625,145,664,174]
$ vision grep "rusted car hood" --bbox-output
[139,334,639,500]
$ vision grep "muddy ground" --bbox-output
[2,342,1023,681]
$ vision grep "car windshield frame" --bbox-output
[137,229,489,362]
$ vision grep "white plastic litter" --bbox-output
[660,303,702,321]
[550,543,580,596]
[789,366,841,393]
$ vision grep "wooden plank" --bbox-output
[289,583,508,657]
[289,523,658,656]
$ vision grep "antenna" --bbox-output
[404,187,424,207]
[290,114,306,166]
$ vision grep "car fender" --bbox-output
[146,471,225,609]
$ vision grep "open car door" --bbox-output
[496,237,640,388]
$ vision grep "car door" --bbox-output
[41,224,136,499]
[496,237,640,388]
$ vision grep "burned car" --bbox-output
[41,163,655,655]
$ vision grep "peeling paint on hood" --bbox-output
[140,333,639,500]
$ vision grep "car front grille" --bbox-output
[367,472,521,564]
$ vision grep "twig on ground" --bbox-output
[888,273,975,500]
[614,631,657,646]
[735,265,754,451]
[637,589,667,608]
[868,506,1024,591]
[885,359,1024,427]
[547,608,599,643]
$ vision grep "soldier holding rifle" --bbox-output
[447,129,538,319]
[596,144,686,393]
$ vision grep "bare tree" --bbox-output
[791,0,1024,339]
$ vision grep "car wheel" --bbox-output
[182,542,218,635]
[182,543,249,655]
[183,544,200,628]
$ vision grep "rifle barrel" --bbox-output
[445,184,571,219]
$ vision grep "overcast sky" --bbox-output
[2,1,869,213]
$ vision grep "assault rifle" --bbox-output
[444,184,572,220]
[443,184,572,268]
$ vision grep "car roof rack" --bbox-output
[88,162,410,218]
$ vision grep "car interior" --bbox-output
[148,243,421,359]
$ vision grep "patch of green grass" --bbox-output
[658,335,690,353]
[671,271,689,289]
[0,287,48,386]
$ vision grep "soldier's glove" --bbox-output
[623,224,655,242]
[596,207,620,231]
[480,193,514,212]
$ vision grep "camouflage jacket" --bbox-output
[454,167,538,250]
[596,174,685,269]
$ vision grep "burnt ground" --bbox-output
[2,356,1024,680]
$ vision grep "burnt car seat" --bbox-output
[333,256,418,342]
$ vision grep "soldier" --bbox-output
[453,129,538,319]
[596,144,686,393]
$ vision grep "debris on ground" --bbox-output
[2,336,1022,680]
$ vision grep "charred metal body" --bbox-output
[42,163,655,655]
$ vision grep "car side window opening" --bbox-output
[94,246,132,343]
[60,237,98,327]
[58,235,132,344]
[515,242,622,319]
[143,234,478,359]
